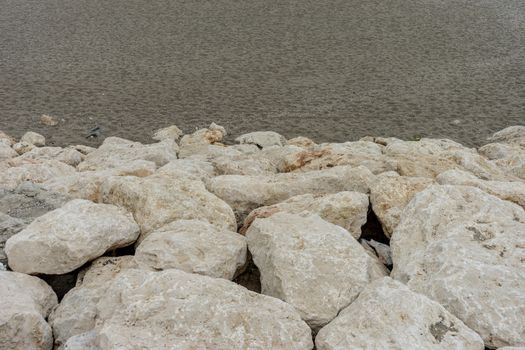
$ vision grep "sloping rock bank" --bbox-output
[0,125,524,349]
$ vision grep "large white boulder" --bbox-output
[101,174,236,239]
[155,159,216,181]
[77,137,178,171]
[20,146,84,167]
[487,126,525,145]
[179,122,226,146]
[152,124,183,141]
[246,213,387,331]
[369,172,434,237]
[5,199,140,274]
[391,185,525,348]
[0,159,77,190]
[208,165,374,220]
[479,142,525,180]
[0,142,17,161]
[240,191,369,239]
[21,131,46,147]
[315,277,484,350]
[135,219,247,280]
[0,271,58,350]
[235,131,287,148]
[53,266,313,349]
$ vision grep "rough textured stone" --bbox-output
[246,213,387,331]
[77,137,178,171]
[40,114,59,126]
[370,172,434,237]
[5,199,139,274]
[362,239,392,267]
[12,141,35,155]
[0,213,25,264]
[0,143,19,161]
[42,160,156,201]
[179,122,226,146]
[21,131,46,147]
[178,143,243,160]
[235,131,287,148]
[20,146,83,166]
[0,130,16,146]
[286,136,317,149]
[101,174,236,239]
[437,169,525,209]
[135,219,247,279]
[487,125,525,145]
[479,142,525,180]
[240,191,369,239]
[212,154,278,175]
[53,267,313,349]
[0,271,58,350]
[315,277,484,350]
[208,165,374,221]
[155,159,216,181]
[152,125,183,141]
[391,185,525,348]
[0,159,77,190]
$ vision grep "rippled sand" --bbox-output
[0,0,524,146]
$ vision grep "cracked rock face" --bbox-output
[53,266,313,350]
[246,212,387,331]
[240,191,369,239]
[5,199,140,275]
[135,219,247,280]
[315,277,484,350]
[0,271,58,350]
[391,185,525,348]
[101,174,236,240]
[208,165,374,221]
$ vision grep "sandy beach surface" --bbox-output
[0,0,524,147]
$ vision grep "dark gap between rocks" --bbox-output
[233,251,261,293]
[40,269,79,301]
[360,206,389,245]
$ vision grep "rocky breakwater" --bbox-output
[0,124,524,349]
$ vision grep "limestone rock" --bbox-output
[0,159,77,190]
[362,239,392,267]
[287,136,317,149]
[315,277,484,350]
[42,160,156,201]
[488,125,525,145]
[437,169,525,209]
[208,165,374,221]
[479,142,525,180]
[77,137,178,171]
[53,267,313,349]
[12,141,35,155]
[40,114,59,126]
[246,213,387,331]
[179,122,226,146]
[0,271,58,350]
[240,191,369,239]
[370,172,434,237]
[135,219,247,279]
[21,131,46,147]
[235,131,286,148]
[0,142,18,161]
[0,213,25,264]
[5,199,140,274]
[155,159,216,181]
[0,130,16,146]
[178,143,243,160]
[391,185,525,348]
[152,124,183,141]
[212,154,278,175]
[70,145,96,155]
[101,174,236,239]
[20,146,83,166]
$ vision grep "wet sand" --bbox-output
[0,0,524,147]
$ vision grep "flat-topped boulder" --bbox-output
[235,131,287,148]
[246,213,387,331]
[315,277,484,350]
[135,219,247,280]
[5,199,140,274]
[391,185,525,348]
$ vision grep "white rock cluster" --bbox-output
[0,124,524,349]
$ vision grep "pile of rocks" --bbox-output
[1,124,524,349]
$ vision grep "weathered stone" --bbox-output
[479,143,525,180]
[20,146,83,166]
[235,131,286,148]
[42,160,156,201]
[178,143,243,160]
[53,267,313,349]
[12,141,35,155]
[0,130,16,146]
[208,165,374,221]
[0,143,18,161]
[315,277,484,350]
[152,124,183,141]
[179,122,226,146]
[40,114,59,126]
[21,131,46,147]
[0,271,58,350]
[287,136,317,149]
[77,137,178,171]
[246,213,387,331]
[362,239,392,267]
[63,331,98,350]
[391,185,525,348]
[0,213,25,264]
[0,159,77,190]
[5,199,139,274]
[369,172,434,237]
[437,169,525,209]
[70,145,96,155]
[240,191,369,239]
[101,174,236,239]
[487,125,525,146]
[155,159,216,181]
[135,219,247,279]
